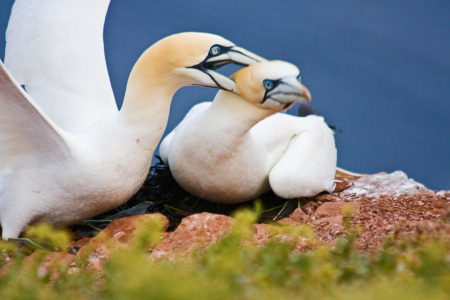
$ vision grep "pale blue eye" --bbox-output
[297,74,301,82]
[210,45,221,56]
[263,80,274,90]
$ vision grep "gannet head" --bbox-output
[140,32,266,93]
[232,60,311,111]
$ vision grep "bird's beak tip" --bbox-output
[301,85,312,102]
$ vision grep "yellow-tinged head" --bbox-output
[132,32,267,93]
[232,60,311,111]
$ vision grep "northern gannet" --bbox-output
[0,1,265,239]
[160,61,337,203]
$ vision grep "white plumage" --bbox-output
[5,0,117,133]
[0,0,265,239]
[161,60,337,203]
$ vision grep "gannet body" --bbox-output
[160,61,337,203]
[0,0,265,239]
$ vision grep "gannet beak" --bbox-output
[299,84,312,102]
[201,46,267,69]
[262,77,311,110]
[227,46,268,66]
[189,46,267,93]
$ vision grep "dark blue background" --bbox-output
[1,1,449,190]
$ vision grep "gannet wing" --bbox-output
[4,0,117,133]
[160,102,212,164]
[264,115,337,198]
[0,61,71,170]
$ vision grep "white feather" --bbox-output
[161,61,337,203]
[0,1,265,239]
[0,61,71,170]
[5,0,116,132]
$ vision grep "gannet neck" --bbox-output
[206,90,275,136]
[121,47,179,118]
[117,48,184,153]
[160,60,337,205]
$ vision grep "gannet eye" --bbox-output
[297,74,301,82]
[210,45,222,56]
[263,80,274,91]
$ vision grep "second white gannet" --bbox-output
[160,61,337,203]
[0,3,265,239]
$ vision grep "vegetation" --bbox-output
[0,206,449,300]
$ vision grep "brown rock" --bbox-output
[313,215,343,226]
[289,208,310,223]
[312,202,359,219]
[5,171,447,273]
[77,238,111,274]
[312,215,345,239]
[253,223,312,251]
[278,218,300,226]
[436,190,450,201]
[151,213,234,260]
[415,220,450,238]
[253,223,271,246]
[76,214,168,274]
[23,251,76,280]
[100,213,169,244]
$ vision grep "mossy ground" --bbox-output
[1,205,449,300]
[0,163,449,299]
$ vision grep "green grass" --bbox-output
[1,207,449,300]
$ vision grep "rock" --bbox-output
[312,215,345,241]
[312,202,359,219]
[277,218,300,226]
[254,223,312,251]
[151,213,234,260]
[100,213,168,244]
[342,171,426,199]
[288,208,310,223]
[313,215,344,226]
[76,214,168,274]
[253,223,271,246]
[307,172,449,250]
[415,220,450,239]
[23,251,76,280]
[5,171,448,274]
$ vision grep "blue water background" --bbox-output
[1,1,449,190]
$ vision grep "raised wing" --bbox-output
[4,0,117,133]
[0,61,71,170]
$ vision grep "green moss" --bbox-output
[1,206,449,300]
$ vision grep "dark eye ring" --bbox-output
[263,80,274,91]
[210,45,221,56]
[297,74,301,82]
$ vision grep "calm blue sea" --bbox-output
[1,1,449,190]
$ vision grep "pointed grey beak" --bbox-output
[266,77,311,103]
[262,77,311,110]
[228,46,268,65]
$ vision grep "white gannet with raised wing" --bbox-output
[0,0,265,239]
[160,61,337,203]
